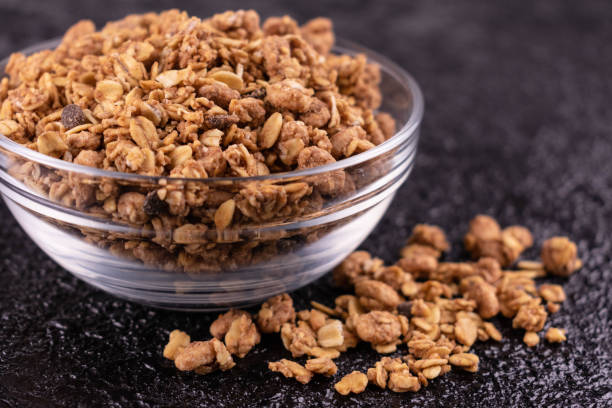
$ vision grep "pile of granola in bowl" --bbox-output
[0,9,423,310]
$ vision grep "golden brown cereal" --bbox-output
[408,224,450,253]
[269,359,313,384]
[224,314,261,358]
[210,309,251,339]
[354,279,402,310]
[523,331,540,347]
[163,330,191,360]
[545,327,567,343]
[354,311,402,345]
[174,339,235,374]
[257,293,296,333]
[541,237,581,277]
[305,357,338,376]
[334,371,368,395]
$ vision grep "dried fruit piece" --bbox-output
[61,104,88,129]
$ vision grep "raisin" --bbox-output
[397,301,413,318]
[242,87,266,99]
[143,190,168,216]
[61,104,88,130]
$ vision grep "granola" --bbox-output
[161,216,578,397]
[0,9,397,273]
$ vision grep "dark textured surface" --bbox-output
[1,0,611,407]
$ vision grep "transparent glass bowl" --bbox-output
[0,39,423,310]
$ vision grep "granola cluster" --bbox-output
[0,9,397,273]
[163,215,580,395]
[0,10,393,174]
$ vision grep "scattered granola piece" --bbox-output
[174,338,235,374]
[224,314,261,358]
[523,331,540,347]
[305,357,338,376]
[257,293,296,333]
[354,311,401,345]
[541,237,581,277]
[334,371,368,395]
[448,353,479,372]
[408,224,450,253]
[269,359,313,384]
[460,276,499,319]
[210,309,251,339]
[454,317,478,347]
[354,279,402,310]
[512,301,547,332]
[317,319,344,348]
[163,330,191,360]
[464,215,532,267]
[281,323,317,357]
[333,251,383,288]
[545,327,567,343]
[538,284,566,304]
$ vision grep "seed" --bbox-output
[214,199,236,231]
[210,71,244,90]
[259,112,283,149]
[143,190,168,216]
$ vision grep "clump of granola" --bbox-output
[541,237,582,277]
[464,215,533,267]
[163,215,578,396]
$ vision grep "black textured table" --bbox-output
[1,1,611,407]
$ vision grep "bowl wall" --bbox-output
[0,39,422,310]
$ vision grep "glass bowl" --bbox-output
[0,38,423,311]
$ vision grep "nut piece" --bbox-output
[355,311,401,345]
[334,371,368,395]
[174,338,235,374]
[305,357,338,376]
[224,314,261,358]
[354,279,402,310]
[163,329,191,360]
[317,319,344,348]
[210,71,244,90]
[210,309,251,339]
[269,359,313,384]
[545,327,567,343]
[257,293,296,333]
[214,199,236,231]
[408,224,450,252]
[523,331,540,347]
[541,237,581,277]
[259,112,283,149]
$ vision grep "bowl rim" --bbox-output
[0,37,424,183]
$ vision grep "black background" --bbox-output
[1,1,611,407]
